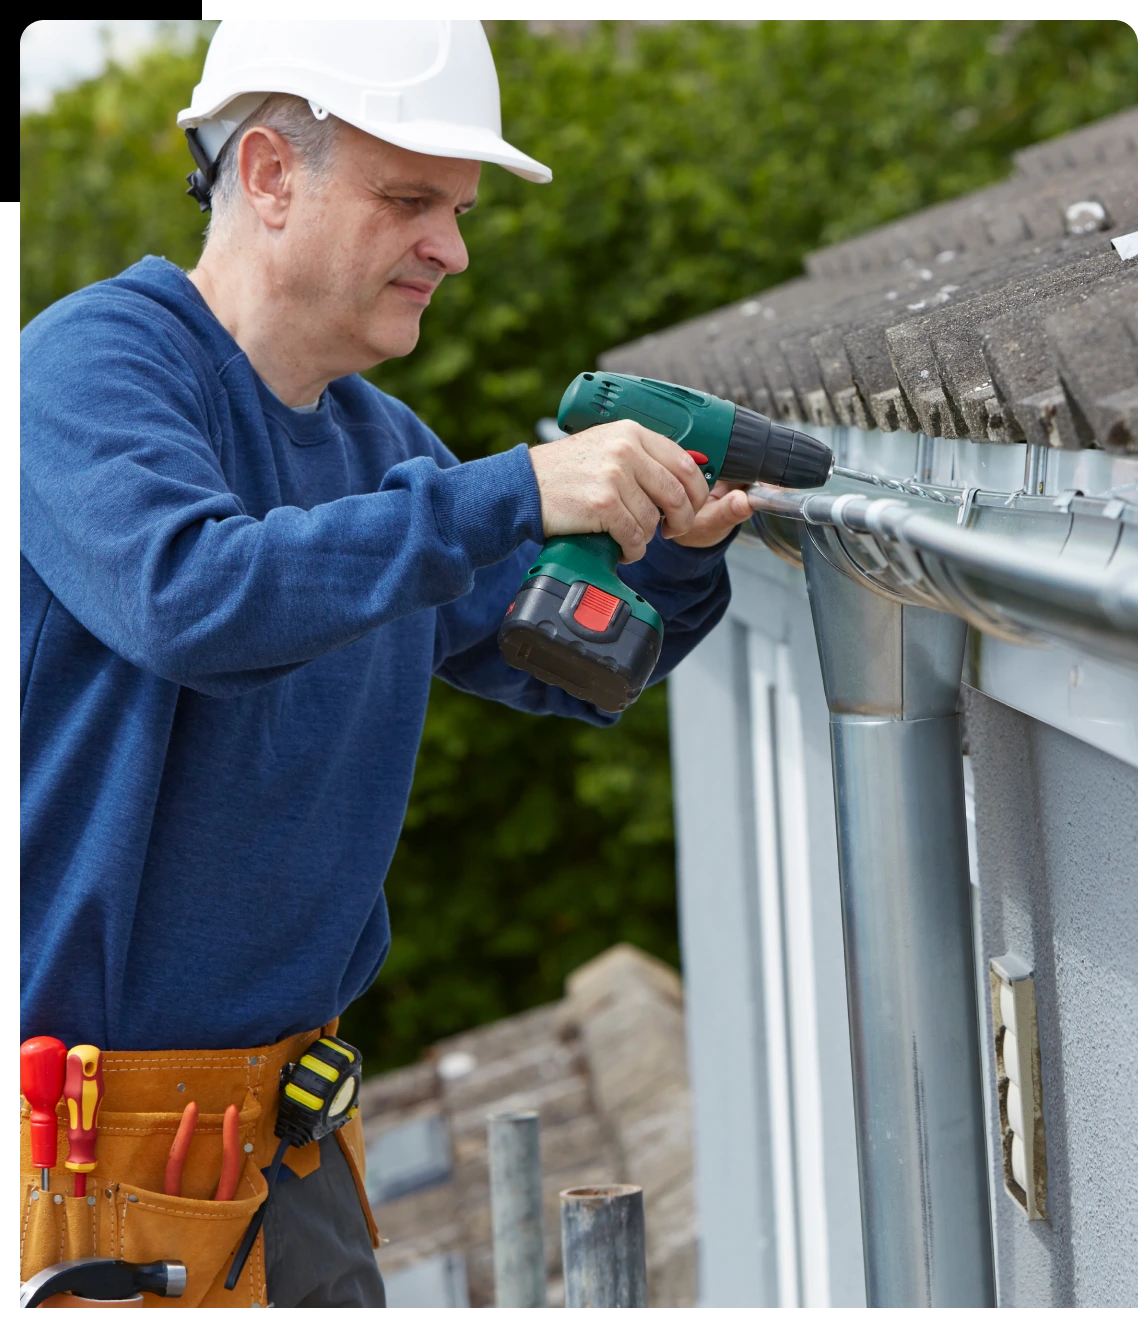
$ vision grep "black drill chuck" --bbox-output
[720,404,834,488]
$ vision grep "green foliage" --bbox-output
[20,21,1137,1069]
[20,32,215,328]
[349,679,677,1067]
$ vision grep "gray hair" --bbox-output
[208,93,342,228]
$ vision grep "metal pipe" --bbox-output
[801,540,995,1307]
[487,1111,547,1308]
[560,1185,648,1308]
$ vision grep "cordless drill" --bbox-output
[498,372,834,712]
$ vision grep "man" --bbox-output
[20,21,756,1307]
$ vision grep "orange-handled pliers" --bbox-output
[214,1105,241,1202]
[164,1102,241,1200]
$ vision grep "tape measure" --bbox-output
[276,1035,362,1147]
[226,1034,363,1291]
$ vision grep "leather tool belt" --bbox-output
[19,1020,377,1308]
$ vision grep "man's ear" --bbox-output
[236,127,298,231]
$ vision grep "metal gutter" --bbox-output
[748,477,1138,669]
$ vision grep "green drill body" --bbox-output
[532,374,738,634]
[499,371,832,712]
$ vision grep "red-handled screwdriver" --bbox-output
[64,1045,105,1198]
[20,1037,67,1192]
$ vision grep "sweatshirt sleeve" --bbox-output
[20,295,545,697]
[618,525,738,684]
[432,526,738,725]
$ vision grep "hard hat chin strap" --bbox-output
[182,94,270,213]
[184,127,216,213]
[184,98,326,214]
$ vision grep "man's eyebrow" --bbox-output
[382,179,479,209]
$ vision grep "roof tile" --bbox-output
[600,109,1138,452]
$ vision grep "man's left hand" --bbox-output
[668,481,754,548]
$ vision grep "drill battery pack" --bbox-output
[498,574,662,714]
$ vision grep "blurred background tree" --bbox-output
[21,20,1137,1068]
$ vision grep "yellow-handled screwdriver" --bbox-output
[64,1045,104,1198]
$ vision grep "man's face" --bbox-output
[280,126,480,373]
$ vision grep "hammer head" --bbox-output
[20,1258,187,1308]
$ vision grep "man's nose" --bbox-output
[417,211,470,276]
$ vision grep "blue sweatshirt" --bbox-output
[21,257,734,1052]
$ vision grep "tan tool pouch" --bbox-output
[19,1021,377,1308]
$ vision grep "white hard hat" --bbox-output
[177,19,551,208]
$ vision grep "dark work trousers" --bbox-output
[264,1134,386,1308]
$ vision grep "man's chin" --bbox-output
[367,315,422,364]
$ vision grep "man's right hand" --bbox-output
[528,421,710,564]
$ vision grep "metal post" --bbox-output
[560,1185,648,1308]
[801,538,995,1307]
[1023,441,1049,497]
[487,1111,547,1308]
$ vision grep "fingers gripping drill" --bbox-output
[498,372,833,712]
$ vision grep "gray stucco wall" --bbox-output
[964,688,1138,1307]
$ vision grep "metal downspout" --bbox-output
[800,538,995,1308]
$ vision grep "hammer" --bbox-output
[21,1258,187,1308]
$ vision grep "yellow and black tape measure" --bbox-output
[226,1034,365,1290]
[276,1035,362,1148]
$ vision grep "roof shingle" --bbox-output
[601,108,1138,453]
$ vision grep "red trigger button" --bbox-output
[686,450,709,465]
